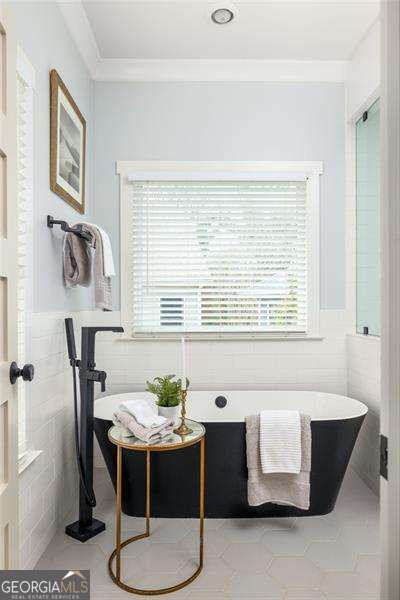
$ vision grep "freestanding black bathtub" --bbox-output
[94,391,367,519]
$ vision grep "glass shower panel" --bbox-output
[356,98,380,336]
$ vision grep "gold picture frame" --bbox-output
[50,69,86,214]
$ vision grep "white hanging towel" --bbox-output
[95,224,115,277]
[259,410,302,474]
[74,221,116,277]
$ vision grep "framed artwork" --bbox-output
[50,69,86,213]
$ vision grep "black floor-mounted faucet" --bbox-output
[65,318,124,542]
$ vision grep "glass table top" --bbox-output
[108,419,205,451]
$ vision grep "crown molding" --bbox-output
[58,1,348,82]
[93,58,348,82]
[57,0,100,77]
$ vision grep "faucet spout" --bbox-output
[84,326,124,334]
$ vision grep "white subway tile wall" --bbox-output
[90,311,347,394]
[347,334,381,494]
[19,313,77,569]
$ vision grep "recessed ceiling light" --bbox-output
[211,8,234,25]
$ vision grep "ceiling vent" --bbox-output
[211,8,234,24]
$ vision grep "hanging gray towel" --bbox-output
[245,413,312,510]
[63,225,112,311]
[63,231,91,288]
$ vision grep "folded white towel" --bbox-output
[113,410,174,443]
[74,221,116,277]
[119,398,167,429]
[259,410,302,474]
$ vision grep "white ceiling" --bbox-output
[81,0,379,61]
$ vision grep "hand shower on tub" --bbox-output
[64,318,124,542]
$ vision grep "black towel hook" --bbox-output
[47,215,92,242]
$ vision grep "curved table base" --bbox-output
[108,439,205,596]
[108,531,203,595]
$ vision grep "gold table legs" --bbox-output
[108,438,205,595]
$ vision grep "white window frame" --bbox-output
[118,161,322,340]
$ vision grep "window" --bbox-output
[356,99,380,336]
[119,162,321,338]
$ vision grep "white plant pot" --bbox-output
[158,405,180,425]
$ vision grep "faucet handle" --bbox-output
[98,371,107,393]
[86,368,107,392]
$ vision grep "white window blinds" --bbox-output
[130,179,308,334]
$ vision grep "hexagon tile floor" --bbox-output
[36,468,380,600]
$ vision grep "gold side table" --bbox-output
[107,420,206,596]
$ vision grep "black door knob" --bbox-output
[9,362,35,385]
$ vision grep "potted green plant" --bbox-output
[146,375,189,424]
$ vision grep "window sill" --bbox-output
[18,449,42,475]
[117,334,324,342]
[346,333,380,342]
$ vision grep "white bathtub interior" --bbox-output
[95,390,368,423]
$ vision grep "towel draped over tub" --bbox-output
[245,413,312,510]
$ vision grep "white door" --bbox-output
[380,1,400,599]
[0,1,19,570]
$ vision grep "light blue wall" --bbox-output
[9,3,346,316]
[93,81,345,310]
[12,1,95,312]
